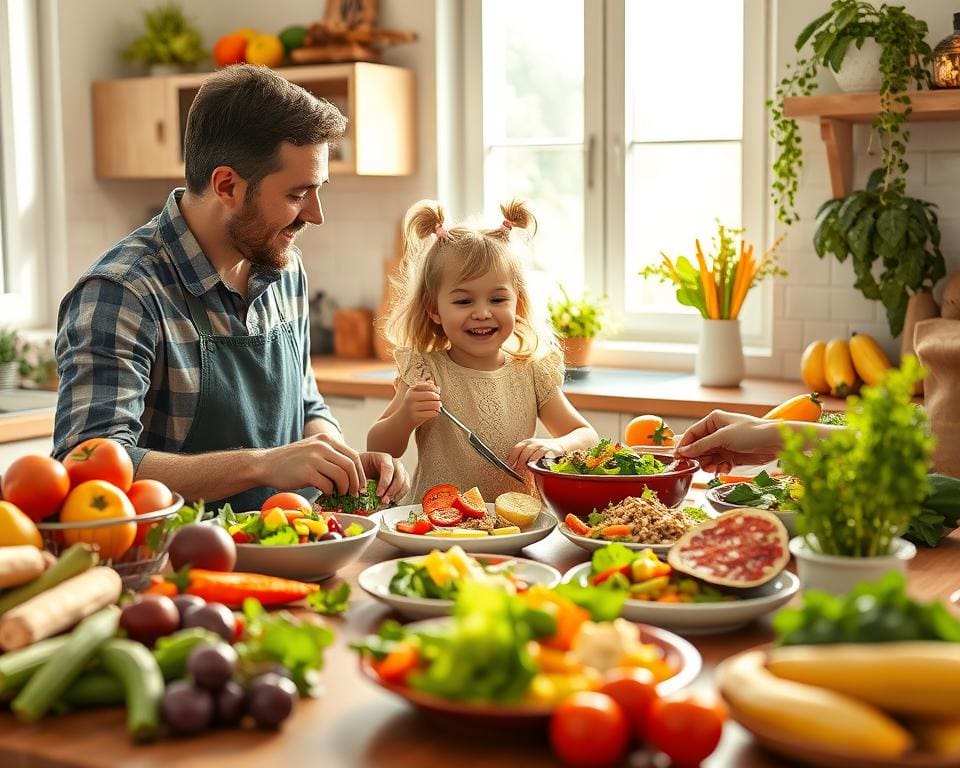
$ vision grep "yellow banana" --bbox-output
[716,650,912,758]
[824,338,857,397]
[800,340,830,394]
[767,642,960,718]
[848,332,892,386]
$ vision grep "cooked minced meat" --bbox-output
[459,512,515,531]
[597,495,692,544]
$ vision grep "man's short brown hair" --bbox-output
[183,64,347,193]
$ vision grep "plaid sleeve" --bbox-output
[52,277,158,469]
[294,267,340,434]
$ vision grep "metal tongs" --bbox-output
[438,405,524,483]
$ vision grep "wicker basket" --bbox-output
[37,494,185,591]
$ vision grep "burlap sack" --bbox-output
[915,318,960,477]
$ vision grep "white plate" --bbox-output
[230,513,379,582]
[705,484,798,536]
[377,503,557,555]
[557,523,675,555]
[561,562,800,635]
[358,553,562,620]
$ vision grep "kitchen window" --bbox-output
[464,0,771,350]
[0,0,60,326]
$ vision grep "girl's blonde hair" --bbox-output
[383,199,562,372]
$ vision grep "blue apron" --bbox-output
[179,281,305,512]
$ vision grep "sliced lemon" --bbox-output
[494,492,543,529]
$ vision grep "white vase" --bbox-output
[695,319,744,387]
[789,535,917,595]
[832,39,883,92]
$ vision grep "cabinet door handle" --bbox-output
[156,121,165,144]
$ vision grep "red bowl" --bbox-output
[527,454,699,518]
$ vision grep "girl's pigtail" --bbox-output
[499,199,538,238]
[403,199,446,249]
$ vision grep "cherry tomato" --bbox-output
[62,438,134,491]
[325,515,344,535]
[427,507,463,527]
[260,492,312,514]
[0,454,71,522]
[127,479,175,547]
[599,667,659,741]
[550,691,629,767]
[60,479,136,561]
[421,484,459,514]
[646,694,726,767]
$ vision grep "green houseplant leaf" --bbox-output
[547,286,609,340]
[121,2,207,68]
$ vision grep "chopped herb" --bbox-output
[307,583,351,616]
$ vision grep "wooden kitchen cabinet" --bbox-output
[92,63,416,179]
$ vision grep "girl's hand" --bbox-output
[402,381,442,426]
[508,438,564,470]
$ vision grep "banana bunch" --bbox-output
[716,642,960,760]
[801,333,892,397]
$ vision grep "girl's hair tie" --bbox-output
[434,222,447,239]
[501,219,514,231]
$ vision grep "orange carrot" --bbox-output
[601,525,634,539]
[695,240,719,319]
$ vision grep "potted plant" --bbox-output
[547,286,609,372]
[814,167,946,337]
[642,221,786,387]
[770,0,933,224]
[778,356,931,595]
[121,2,207,75]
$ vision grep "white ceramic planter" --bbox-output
[832,39,882,92]
[695,319,744,387]
[789,535,917,595]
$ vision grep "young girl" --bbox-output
[367,199,598,504]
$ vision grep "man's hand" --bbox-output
[675,410,782,473]
[402,381,442,426]
[360,451,410,505]
[259,433,365,496]
[508,438,564,471]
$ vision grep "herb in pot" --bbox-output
[547,286,609,340]
[778,356,933,557]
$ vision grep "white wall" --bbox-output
[770,0,960,380]
[53,0,441,314]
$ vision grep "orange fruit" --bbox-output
[624,415,674,447]
[0,501,42,548]
[245,34,285,68]
[61,480,136,561]
[213,33,248,67]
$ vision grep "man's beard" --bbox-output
[226,192,304,270]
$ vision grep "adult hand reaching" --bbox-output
[674,410,783,473]
[360,451,410,506]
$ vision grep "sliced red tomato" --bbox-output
[452,493,485,519]
[396,518,434,535]
[564,513,592,536]
[422,484,459,514]
[427,507,463,527]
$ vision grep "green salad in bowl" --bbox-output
[549,440,666,476]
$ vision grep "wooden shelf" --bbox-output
[92,63,416,179]
[782,89,960,197]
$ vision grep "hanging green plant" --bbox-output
[814,168,945,337]
[769,1,932,224]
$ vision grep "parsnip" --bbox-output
[0,546,48,589]
[0,567,122,651]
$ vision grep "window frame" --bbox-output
[464,0,774,356]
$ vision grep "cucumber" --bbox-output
[99,639,164,742]
[59,672,124,709]
[11,606,119,722]
[0,637,69,698]
[0,544,97,617]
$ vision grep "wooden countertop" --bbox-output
[1,494,956,768]
[0,411,55,444]
[311,356,847,417]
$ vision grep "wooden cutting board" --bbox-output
[333,308,374,359]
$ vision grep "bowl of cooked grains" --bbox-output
[528,452,699,518]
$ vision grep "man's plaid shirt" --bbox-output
[53,189,338,468]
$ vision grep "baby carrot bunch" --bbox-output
[642,221,786,319]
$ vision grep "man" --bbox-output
[54,64,408,510]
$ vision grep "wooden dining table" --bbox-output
[0,509,957,767]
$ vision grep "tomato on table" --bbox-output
[260,492,312,514]
[60,479,137,561]
[646,694,726,766]
[396,519,434,535]
[127,479,176,547]
[550,691,629,767]
[427,507,463,527]
[624,415,674,447]
[422,484,459,514]
[62,437,134,491]
[599,667,659,741]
